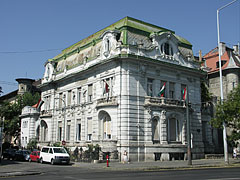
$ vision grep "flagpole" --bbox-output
[186,87,192,165]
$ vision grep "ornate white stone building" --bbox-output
[21,17,205,161]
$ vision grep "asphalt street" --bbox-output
[1,159,240,180]
[1,166,240,180]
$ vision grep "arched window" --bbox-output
[40,120,48,142]
[161,42,173,56]
[168,118,181,142]
[98,111,112,140]
[152,117,160,144]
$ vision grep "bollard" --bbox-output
[106,155,109,167]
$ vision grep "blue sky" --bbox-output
[0,0,239,95]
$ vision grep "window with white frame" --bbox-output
[88,84,93,102]
[147,78,154,97]
[67,90,72,106]
[76,122,81,141]
[152,117,160,144]
[168,118,181,142]
[59,93,63,108]
[77,87,81,104]
[66,121,71,141]
[103,117,111,140]
[87,117,92,141]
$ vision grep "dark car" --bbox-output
[29,151,40,162]
[14,150,30,161]
[2,149,16,160]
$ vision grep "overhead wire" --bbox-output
[0,48,62,54]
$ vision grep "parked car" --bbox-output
[14,150,30,161]
[29,151,40,162]
[39,146,70,165]
[2,149,16,160]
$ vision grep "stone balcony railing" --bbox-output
[40,109,53,117]
[96,96,118,108]
[144,96,186,108]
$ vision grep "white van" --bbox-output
[40,146,70,165]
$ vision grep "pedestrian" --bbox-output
[123,150,128,164]
[233,148,237,159]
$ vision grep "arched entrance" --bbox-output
[98,111,111,140]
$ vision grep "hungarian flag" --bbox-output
[182,87,187,100]
[158,82,166,97]
[33,99,44,110]
[103,81,109,94]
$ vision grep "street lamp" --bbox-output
[217,0,238,164]
[55,97,66,143]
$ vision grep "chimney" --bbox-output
[219,42,226,56]
[199,50,202,62]
[233,45,239,55]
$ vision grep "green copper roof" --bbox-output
[52,16,192,61]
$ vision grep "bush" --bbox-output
[27,139,38,151]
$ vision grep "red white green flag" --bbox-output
[103,80,109,94]
[183,87,187,100]
[158,82,166,97]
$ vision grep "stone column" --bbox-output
[160,110,168,144]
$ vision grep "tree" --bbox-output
[0,86,3,96]
[0,92,40,143]
[210,84,240,147]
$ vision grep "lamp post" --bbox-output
[217,0,238,164]
[55,97,66,144]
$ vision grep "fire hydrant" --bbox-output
[106,155,109,167]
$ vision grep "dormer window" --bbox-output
[161,42,173,56]
[216,60,226,68]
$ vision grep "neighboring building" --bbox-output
[202,43,240,153]
[0,78,41,146]
[203,42,240,99]
[22,17,206,161]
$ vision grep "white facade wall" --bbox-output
[33,22,204,161]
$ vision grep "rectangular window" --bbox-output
[66,121,71,141]
[169,82,175,99]
[58,122,62,141]
[77,123,81,141]
[147,78,154,97]
[87,117,92,141]
[58,127,62,141]
[77,88,81,104]
[104,120,111,139]
[67,90,72,106]
[59,93,63,108]
[88,84,93,102]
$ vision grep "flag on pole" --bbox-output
[158,82,166,97]
[183,87,187,100]
[33,99,44,111]
[103,80,109,94]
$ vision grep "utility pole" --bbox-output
[217,0,238,164]
[186,87,192,165]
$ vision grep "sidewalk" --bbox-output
[0,158,240,177]
[72,158,240,171]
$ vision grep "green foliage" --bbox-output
[210,84,240,145]
[27,139,38,150]
[0,86,3,96]
[53,142,61,147]
[0,92,40,142]
[201,81,212,103]
[83,144,101,160]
